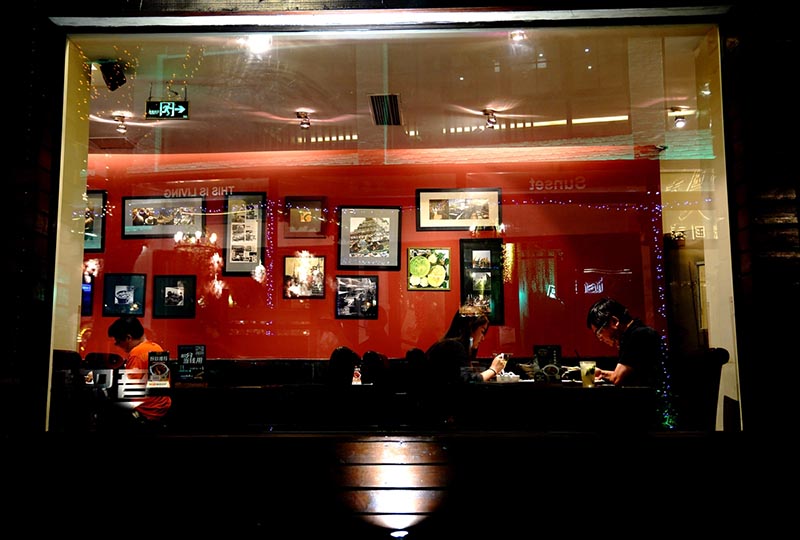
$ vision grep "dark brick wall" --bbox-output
[7,5,63,433]
[720,5,799,432]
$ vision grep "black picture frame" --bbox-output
[338,206,401,270]
[84,190,107,252]
[153,275,197,318]
[335,275,379,319]
[223,192,266,276]
[102,273,146,317]
[416,188,502,231]
[284,196,327,238]
[122,196,205,239]
[283,255,326,299]
[459,238,504,324]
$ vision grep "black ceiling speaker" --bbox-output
[98,61,127,91]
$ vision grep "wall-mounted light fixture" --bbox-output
[296,111,311,129]
[483,108,498,129]
[673,115,687,129]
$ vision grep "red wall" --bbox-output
[80,153,663,362]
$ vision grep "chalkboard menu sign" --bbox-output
[177,344,206,383]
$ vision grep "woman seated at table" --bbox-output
[425,306,507,384]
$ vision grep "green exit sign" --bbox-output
[145,100,189,119]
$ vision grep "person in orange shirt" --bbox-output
[107,316,172,430]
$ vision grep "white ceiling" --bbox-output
[71,23,714,156]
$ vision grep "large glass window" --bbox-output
[51,20,738,431]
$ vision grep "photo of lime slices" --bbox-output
[427,264,446,287]
[408,248,450,290]
[409,255,431,278]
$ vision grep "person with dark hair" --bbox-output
[586,297,662,387]
[404,347,428,385]
[326,346,361,386]
[425,306,507,384]
[107,316,171,430]
[361,350,388,385]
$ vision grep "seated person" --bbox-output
[361,350,388,385]
[106,316,172,432]
[425,307,506,384]
[326,346,361,386]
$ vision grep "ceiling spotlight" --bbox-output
[113,115,128,134]
[667,107,688,129]
[296,111,311,129]
[483,108,498,129]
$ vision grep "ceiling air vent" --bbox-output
[369,94,403,126]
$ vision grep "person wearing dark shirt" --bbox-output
[426,307,506,384]
[586,297,662,387]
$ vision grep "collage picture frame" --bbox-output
[223,192,266,276]
[459,238,505,324]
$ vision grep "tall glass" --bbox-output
[579,361,597,388]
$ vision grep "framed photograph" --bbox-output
[102,273,146,317]
[416,188,502,231]
[283,255,326,298]
[335,275,379,319]
[84,190,107,252]
[338,206,402,270]
[122,196,205,239]
[407,247,451,291]
[285,196,326,238]
[459,239,504,324]
[153,275,197,318]
[223,192,265,275]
